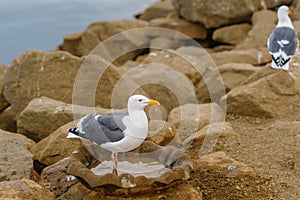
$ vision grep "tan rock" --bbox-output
[0,107,17,132]
[225,68,300,118]
[184,122,239,145]
[17,96,113,142]
[0,65,9,112]
[0,179,55,200]
[139,0,176,21]
[213,23,251,45]
[0,129,35,151]
[149,17,207,39]
[236,10,277,49]
[4,50,121,113]
[195,151,256,178]
[147,120,177,146]
[210,48,271,66]
[0,136,33,181]
[168,103,225,140]
[293,20,300,41]
[31,121,82,167]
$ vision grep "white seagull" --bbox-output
[267,5,298,71]
[67,94,160,175]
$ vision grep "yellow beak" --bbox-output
[147,100,160,106]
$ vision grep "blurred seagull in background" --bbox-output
[267,5,298,71]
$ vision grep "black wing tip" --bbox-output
[68,128,79,135]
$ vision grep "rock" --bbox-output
[0,136,33,181]
[150,37,184,50]
[0,179,55,199]
[0,107,18,133]
[212,23,252,45]
[147,120,177,146]
[196,63,260,102]
[292,0,300,20]
[31,121,82,168]
[4,50,121,113]
[149,17,207,39]
[39,158,78,198]
[168,103,225,140]
[219,63,260,90]
[210,48,271,66]
[0,65,9,112]
[295,135,300,173]
[184,122,239,145]
[17,96,114,142]
[236,10,277,49]
[195,151,256,178]
[139,0,176,21]
[225,68,300,117]
[294,20,300,41]
[59,19,149,65]
[173,0,292,28]
[0,129,35,151]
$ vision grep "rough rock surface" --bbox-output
[139,0,176,21]
[194,151,256,178]
[212,23,252,45]
[295,134,300,173]
[0,136,33,181]
[173,0,292,28]
[0,129,35,151]
[236,10,277,49]
[225,67,300,117]
[4,50,120,113]
[147,120,177,146]
[0,179,55,199]
[17,96,113,142]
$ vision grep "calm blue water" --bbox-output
[0,0,157,65]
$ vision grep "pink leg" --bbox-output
[111,152,118,175]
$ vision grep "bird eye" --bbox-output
[138,99,143,102]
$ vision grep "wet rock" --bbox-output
[0,179,55,199]
[0,65,9,112]
[210,48,271,66]
[65,142,192,196]
[0,136,33,181]
[0,129,35,151]
[31,121,82,168]
[184,122,239,145]
[173,0,292,28]
[195,151,256,178]
[17,96,113,142]
[212,23,251,45]
[4,50,121,113]
[236,10,277,49]
[225,67,300,117]
[295,135,300,173]
[168,103,225,140]
[149,17,207,39]
[139,0,176,21]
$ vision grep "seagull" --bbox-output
[67,94,160,175]
[267,5,298,71]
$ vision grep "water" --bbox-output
[0,0,158,65]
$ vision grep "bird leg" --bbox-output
[111,152,118,175]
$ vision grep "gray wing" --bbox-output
[268,27,298,56]
[76,113,127,145]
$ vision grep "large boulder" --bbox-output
[235,10,277,49]
[225,67,300,117]
[0,135,33,181]
[212,23,252,45]
[17,96,113,142]
[4,50,120,113]
[0,179,55,199]
[0,129,35,151]
[139,0,176,21]
[59,19,149,65]
[173,0,293,28]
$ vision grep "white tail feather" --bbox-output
[67,132,81,139]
